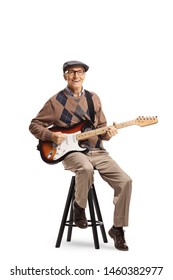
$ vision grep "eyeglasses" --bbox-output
[65,70,85,76]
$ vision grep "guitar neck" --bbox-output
[76,120,136,141]
[116,120,136,129]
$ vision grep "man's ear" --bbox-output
[63,73,67,80]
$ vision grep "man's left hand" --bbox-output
[105,122,118,140]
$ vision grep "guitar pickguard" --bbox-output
[52,132,86,161]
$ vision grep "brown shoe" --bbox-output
[73,201,88,229]
[108,226,129,251]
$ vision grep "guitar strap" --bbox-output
[85,90,95,124]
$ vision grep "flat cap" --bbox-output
[63,60,89,73]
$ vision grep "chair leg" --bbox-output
[92,185,108,243]
[55,176,75,247]
[88,188,100,249]
[66,198,74,241]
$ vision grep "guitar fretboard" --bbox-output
[116,120,136,129]
[76,120,136,141]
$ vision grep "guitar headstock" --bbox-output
[135,116,158,127]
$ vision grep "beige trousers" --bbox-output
[62,150,132,227]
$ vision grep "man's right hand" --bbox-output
[50,132,67,145]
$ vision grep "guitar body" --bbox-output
[38,122,89,164]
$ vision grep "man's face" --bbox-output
[64,66,86,91]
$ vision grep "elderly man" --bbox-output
[29,60,132,251]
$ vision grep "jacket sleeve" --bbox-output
[92,92,109,140]
[29,99,55,141]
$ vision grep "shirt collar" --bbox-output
[65,87,84,97]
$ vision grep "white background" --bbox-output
[1,0,173,279]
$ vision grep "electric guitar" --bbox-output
[38,116,158,164]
